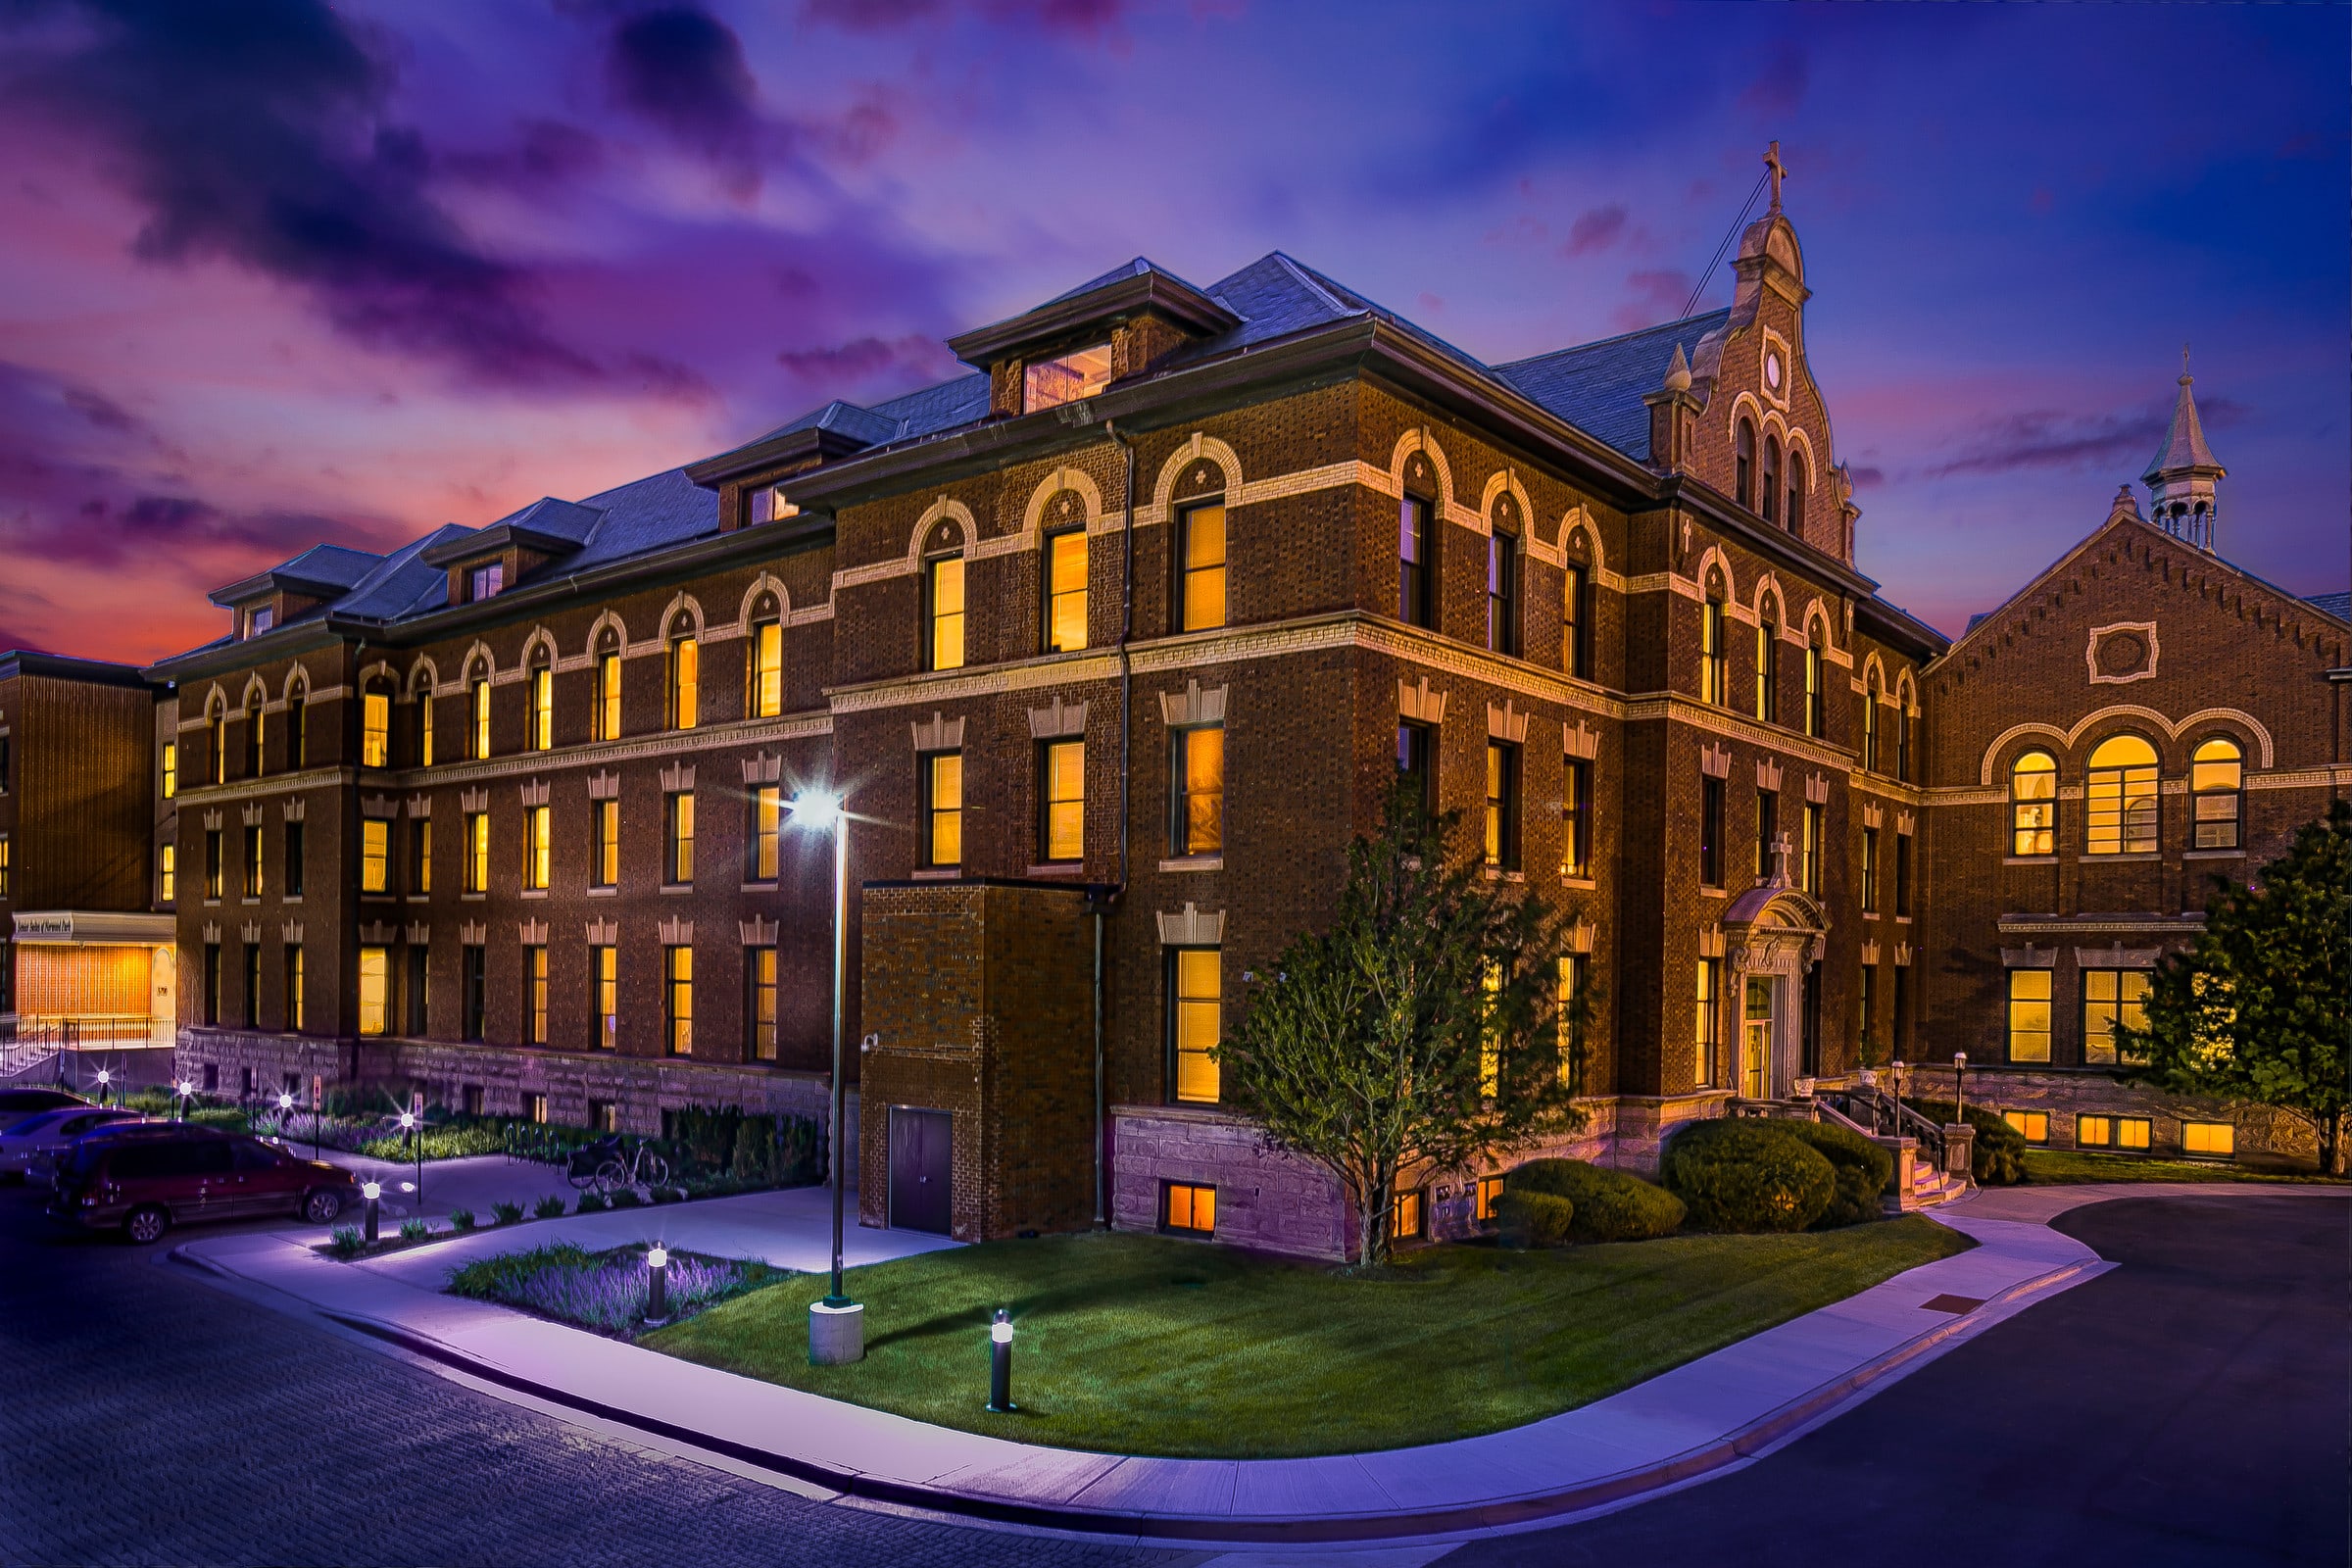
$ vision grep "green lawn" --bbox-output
[644,1219,1971,1458]
[2022,1149,2348,1186]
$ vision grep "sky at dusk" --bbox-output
[0,0,2344,663]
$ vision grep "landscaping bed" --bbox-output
[447,1242,784,1337]
[2021,1149,2347,1186]
[315,1181,747,1260]
[643,1219,1972,1458]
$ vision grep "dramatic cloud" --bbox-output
[775,334,960,397]
[1919,396,2248,481]
[1562,204,1629,258]
[607,7,761,161]
[1614,269,1694,331]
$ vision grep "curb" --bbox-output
[273,1253,2094,1544]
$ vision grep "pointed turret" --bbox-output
[2141,355,2225,552]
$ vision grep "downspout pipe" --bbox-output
[1093,418,1141,1230]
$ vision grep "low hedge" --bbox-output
[1781,1119,1892,1229]
[1494,1190,1576,1249]
[1504,1158,1686,1242]
[1660,1119,1837,1233]
[1907,1099,2029,1186]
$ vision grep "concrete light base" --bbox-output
[808,1299,865,1365]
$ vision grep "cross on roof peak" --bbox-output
[1764,141,1787,211]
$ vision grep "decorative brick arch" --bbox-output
[1387,427,1457,511]
[1559,508,1607,578]
[659,591,706,641]
[1799,596,1836,651]
[1750,569,1788,622]
[1479,468,1535,541]
[405,656,439,695]
[202,684,229,720]
[583,609,629,659]
[738,571,791,626]
[459,640,496,682]
[239,672,270,710]
[908,496,979,563]
[278,662,312,704]
[519,625,559,670]
[1020,466,1105,548]
[1152,434,1244,521]
[1975,704,2277,786]
[1692,544,1737,603]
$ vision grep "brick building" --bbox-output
[120,168,2346,1254]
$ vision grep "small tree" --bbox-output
[2119,801,2350,1173]
[1216,784,1587,1265]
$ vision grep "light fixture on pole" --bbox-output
[174,1078,195,1121]
[644,1244,670,1326]
[986,1309,1016,1413]
[362,1180,381,1244]
[94,1067,112,1108]
[397,1104,422,1206]
[1952,1053,1968,1125]
[790,788,864,1367]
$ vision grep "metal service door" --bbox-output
[888,1107,953,1235]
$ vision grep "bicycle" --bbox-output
[567,1134,669,1195]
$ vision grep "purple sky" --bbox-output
[1,1,2343,663]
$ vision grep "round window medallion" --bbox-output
[1764,351,1784,391]
[2097,632,2147,675]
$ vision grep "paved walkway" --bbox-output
[173,1184,2352,1544]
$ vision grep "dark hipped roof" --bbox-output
[1494,311,1733,464]
[2303,590,2351,624]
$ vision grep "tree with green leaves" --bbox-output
[1215,783,1590,1265]
[2120,801,2350,1173]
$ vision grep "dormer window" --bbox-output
[1023,343,1112,413]
[245,607,273,638]
[469,563,505,602]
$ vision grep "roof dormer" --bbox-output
[206,544,383,640]
[947,258,1241,420]
[419,497,602,604]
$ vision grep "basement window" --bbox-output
[1162,1181,1215,1237]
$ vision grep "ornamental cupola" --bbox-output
[2142,350,2225,552]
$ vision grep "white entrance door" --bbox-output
[1741,976,1775,1100]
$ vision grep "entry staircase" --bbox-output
[1730,1079,1975,1211]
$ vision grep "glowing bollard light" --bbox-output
[94,1069,112,1107]
[174,1078,195,1120]
[985,1309,1017,1413]
[644,1244,670,1326]
[363,1180,381,1244]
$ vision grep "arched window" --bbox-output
[1700,583,1728,707]
[409,667,435,767]
[1787,452,1807,534]
[360,680,391,770]
[1761,436,1782,524]
[1894,679,1914,783]
[1561,536,1592,679]
[2085,734,2159,855]
[667,615,700,729]
[468,662,492,760]
[1863,670,1882,772]
[923,524,965,671]
[594,629,621,742]
[1486,503,1520,656]
[747,594,783,718]
[1753,596,1779,722]
[1802,625,1824,738]
[2010,751,2057,856]
[1043,498,1089,653]
[2190,737,2242,849]
[1735,419,1756,510]
[527,650,553,752]
[286,677,307,770]
[245,694,266,779]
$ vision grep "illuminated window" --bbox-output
[1392,1188,1426,1243]
[2081,969,2150,1065]
[2190,737,2242,849]
[595,636,622,741]
[591,946,617,1051]
[1701,595,1728,706]
[414,687,433,768]
[2007,969,2051,1063]
[159,843,174,904]
[749,610,783,717]
[1040,740,1084,863]
[358,946,389,1037]
[525,946,547,1045]
[913,752,960,868]
[2181,1121,2234,1157]
[464,812,488,894]
[469,673,491,760]
[2002,1109,2049,1144]
[2010,751,2057,855]
[362,689,390,769]
[525,1092,548,1125]
[161,741,175,800]
[528,662,552,752]
[1802,802,1822,894]
[2117,1117,2151,1151]
[926,550,965,672]
[1562,560,1591,677]
[1169,947,1221,1103]
[523,804,551,891]
[1487,524,1519,655]
[1476,1174,1505,1223]
[1754,602,1780,721]
[1163,1181,1215,1236]
[1399,494,1434,628]
[1023,342,1111,412]
[1177,501,1227,632]
[749,785,782,881]
[664,792,695,885]
[2077,1114,2111,1148]
[408,819,430,895]
[1172,726,1223,857]
[1557,953,1589,1092]
[469,562,504,601]
[360,820,388,895]
[1695,956,1722,1089]
[1803,632,1824,738]
[668,629,700,729]
[592,800,618,889]
[284,945,304,1032]
[1561,758,1592,878]
[2085,734,2158,855]
[664,945,693,1055]
[1046,524,1088,652]
[748,946,777,1060]
[1486,742,1520,871]
[1860,827,1879,912]
[1863,670,1882,772]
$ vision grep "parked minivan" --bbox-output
[51,1129,364,1243]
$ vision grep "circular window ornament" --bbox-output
[1764,351,1784,391]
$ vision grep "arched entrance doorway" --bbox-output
[1721,836,1827,1102]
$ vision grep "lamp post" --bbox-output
[986,1309,1016,1413]
[644,1244,670,1326]
[174,1077,195,1122]
[1952,1053,1968,1125]
[94,1067,112,1108]
[397,1107,421,1208]
[790,789,864,1367]
[363,1180,381,1244]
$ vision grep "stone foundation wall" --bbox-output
[1911,1062,2317,1165]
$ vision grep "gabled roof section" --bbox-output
[561,467,720,573]
[2303,590,2351,624]
[2141,373,2223,481]
[1494,310,1733,463]
[207,542,384,607]
[947,256,1240,368]
[419,495,605,568]
[333,524,470,620]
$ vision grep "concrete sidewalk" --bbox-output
[172,1187,2324,1544]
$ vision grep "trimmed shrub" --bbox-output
[399,1218,429,1243]
[491,1200,525,1225]
[1660,1119,1837,1233]
[1908,1099,2029,1186]
[327,1226,365,1257]
[574,1192,609,1214]
[1504,1158,1686,1242]
[533,1194,566,1220]
[1494,1191,1576,1249]
[607,1187,642,1209]
[449,1208,477,1231]
[1781,1120,1893,1229]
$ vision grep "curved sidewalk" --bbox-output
[172,1182,2341,1544]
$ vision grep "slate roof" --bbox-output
[2302,591,2351,624]
[489,496,605,544]
[273,542,385,589]
[1493,311,1732,464]
[2142,374,2223,480]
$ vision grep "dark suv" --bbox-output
[52,1129,364,1244]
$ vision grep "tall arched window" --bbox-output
[1486,507,1520,656]
[923,524,965,671]
[1700,585,1728,707]
[747,594,783,718]
[2085,734,2158,855]
[1044,499,1088,653]
[1862,670,1882,772]
[1561,538,1592,679]
[1787,452,1807,534]
[1761,436,1782,524]
[594,629,621,741]
[410,668,435,767]
[526,651,553,752]
[245,694,267,779]
[468,662,493,760]
[1753,596,1779,722]
[2190,737,2242,849]
[360,680,391,770]
[667,615,700,729]
[286,677,307,769]
[2010,751,2056,855]
[1735,419,1756,510]
[1894,679,1914,782]
[1802,625,1824,738]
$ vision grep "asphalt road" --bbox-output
[1453,1192,2351,1568]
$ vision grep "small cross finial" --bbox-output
[2180,341,2191,379]
[1764,140,1787,211]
